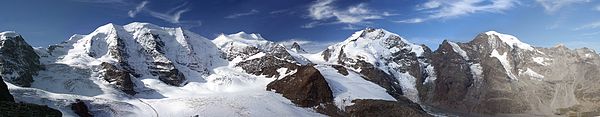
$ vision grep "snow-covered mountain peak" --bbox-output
[0,31,21,40]
[123,22,162,30]
[483,31,534,51]
[328,28,426,64]
[213,32,277,52]
[232,31,265,40]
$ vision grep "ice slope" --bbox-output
[314,65,396,110]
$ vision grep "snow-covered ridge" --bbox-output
[484,31,535,51]
[325,28,425,64]
[212,31,275,50]
[0,31,21,40]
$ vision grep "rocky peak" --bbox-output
[471,31,535,52]
[266,65,333,107]
[321,28,433,103]
[212,31,303,78]
[290,42,307,53]
[0,31,43,87]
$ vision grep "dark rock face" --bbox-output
[330,65,348,76]
[237,55,299,78]
[266,65,333,107]
[100,62,136,95]
[0,101,62,117]
[138,33,187,86]
[346,99,431,117]
[423,34,532,114]
[0,77,63,116]
[0,76,14,102]
[352,60,405,99]
[0,34,43,87]
[70,99,93,117]
[427,41,473,107]
[291,42,307,53]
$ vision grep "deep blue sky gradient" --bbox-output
[1,0,599,51]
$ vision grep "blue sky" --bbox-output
[1,0,600,51]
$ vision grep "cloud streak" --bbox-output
[225,9,260,19]
[128,1,148,18]
[535,0,590,13]
[126,1,200,28]
[398,0,518,23]
[305,0,384,28]
[575,21,600,30]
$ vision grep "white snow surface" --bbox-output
[491,49,518,80]
[532,57,551,66]
[11,22,325,117]
[315,65,396,110]
[485,31,535,51]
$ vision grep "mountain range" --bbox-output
[1,22,600,117]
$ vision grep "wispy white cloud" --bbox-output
[270,9,288,14]
[575,21,600,30]
[398,0,518,23]
[342,24,359,30]
[127,1,196,25]
[582,31,600,36]
[535,0,590,13]
[395,18,424,23]
[128,1,148,18]
[596,5,600,11]
[225,9,260,19]
[301,21,322,28]
[306,0,384,28]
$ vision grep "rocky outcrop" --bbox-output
[100,62,136,95]
[329,65,348,76]
[213,32,303,78]
[290,42,307,53]
[70,99,93,117]
[0,101,62,117]
[266,65,333,107]
[346,99,431,117]
[1,76,62,116]
[237,55,299,78]
[0,76,14,102]
[0,31,43,87]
